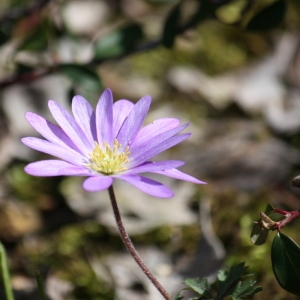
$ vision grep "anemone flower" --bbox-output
[22,88,205,198]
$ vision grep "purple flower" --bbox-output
[22,89,205,198]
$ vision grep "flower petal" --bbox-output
[132,118,181,149]
[22,137,85,166]
[113,100,134,138]
[130,121,189,165]
[130,133,190,168]
[153,168,206,184]
[96,89,113,146]
[119,174,174,198]
[83,176,113,192]
[25,160,91,176]
[48,100,92,155]
[123,160,184,175]
[130,122,189,154]
[72,95,97,146]
[25,112,79,150]
[117,95,151,148]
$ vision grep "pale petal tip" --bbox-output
[102,88,113,98]
[24,111,32,119]
[139,95,152,106]
[20,137,29,144]
[24,164,35,176]
[197,180,207,184]
[82,176,114,192]
[72,95,86,103]
[161,191,174,199]
[48,99,57,109]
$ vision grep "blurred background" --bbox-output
[0,0,300,299]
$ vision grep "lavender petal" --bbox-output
[83,176,113,192]
[122,160,184,175]
[132,118,180,149]
[25,160,92,176]
[96,89,114,146]
[72,95,97,145]
[113,100,134,138]
[130,133,191,168]
[25,112,79,151]
[153,168,206,184]
[117,95,151,149]
[48,100,92,155]
[119,174,174,198]
[22,137,85,166]
[130,122,189,155]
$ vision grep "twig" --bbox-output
[0,0,211,89]
[0,0,51,25]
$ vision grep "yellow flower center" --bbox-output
[86,140,130,175]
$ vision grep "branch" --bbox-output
[0,0,51,25]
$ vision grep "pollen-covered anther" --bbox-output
[86,139,130,175]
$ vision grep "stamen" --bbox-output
[86,139,130,175]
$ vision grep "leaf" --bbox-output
[250,225,269,246]
[0,23,13,46]
[246,0,287,31]
[18,28,48,51]
[94,23,143,59]
[216,263,246,300]
[172,292,184,300]
[271,232,300,296]
[0,242,14,300]
[184,278,212,298]
[264,204,275,214]
[230,280,262,300]
[217,269,228,281]
[35,270,45,300]
[58,64,102,91]
[161,3,181,48]
[250,204,275,245]
[16,63,35,75]
[292,174,300,188]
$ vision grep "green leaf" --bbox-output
[250,225,269,246]
[16,63,35,75]
[246,0,287,31]
[216,263,246,300]
[36,270,45,300]
[250,204,275,245]
[184,277,212,298]
[217,269,228,281]
[0,23,13,46]
[17,19,53,52]
[172,292,184,300]
[0,242,14,300]
[161,3,181,48]
[59,64,102,91]
[230,280,262,300]
[264,204,275,214]
[271,232,300,296]
[94,23,143,59]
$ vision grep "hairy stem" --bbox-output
[108,185,172,300]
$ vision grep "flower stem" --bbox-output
[0,242,14,300]
[108,185,172,300]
